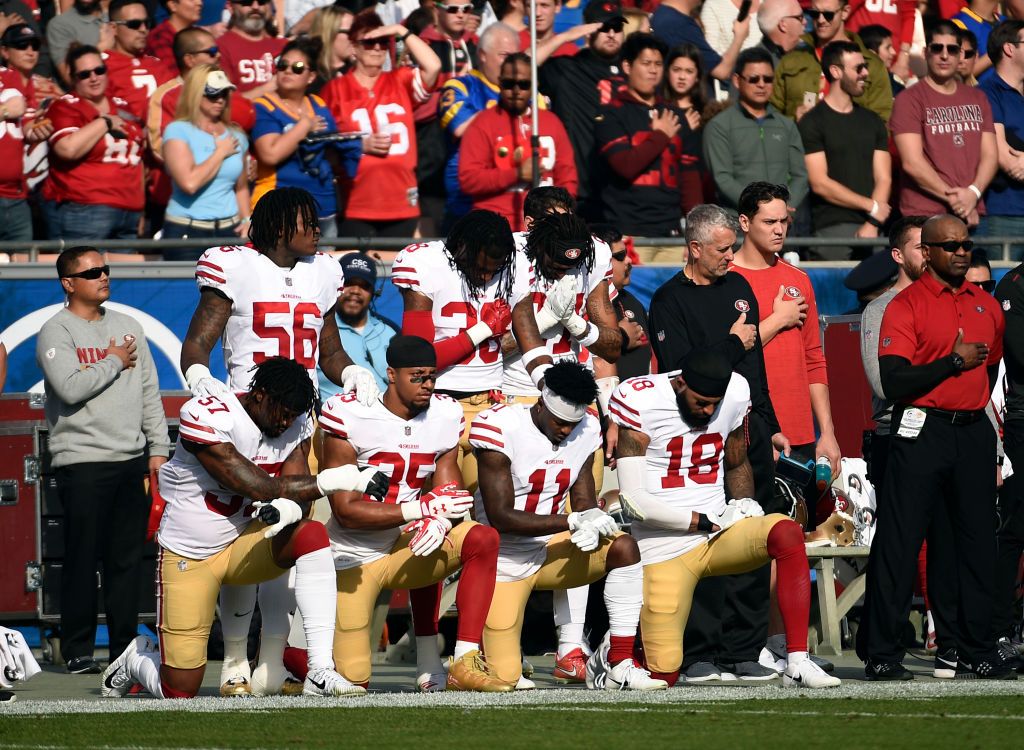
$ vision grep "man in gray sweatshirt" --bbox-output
[36,246,170,675]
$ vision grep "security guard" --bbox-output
[862,214,1012,681]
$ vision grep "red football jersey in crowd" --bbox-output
[47,94,145,211]
[217,31,286,94]
[0,69,27,199]
[845,0,917,48]
[103,50,176,121]
[458,107,577,231]
[321,67,431,221]
[519,29,578,58]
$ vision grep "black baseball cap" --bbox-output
[584,0,626,25]
[340,252,377,286]
[1,24,40,47]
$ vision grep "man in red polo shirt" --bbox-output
[862,214,1011,681]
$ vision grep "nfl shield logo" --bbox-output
[976,306,985,313]
[1003,300,1011,311]
[285,278,293,286]
[882,337,891,347]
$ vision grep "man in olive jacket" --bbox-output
[769,0,893,123]
[703,48,809,213]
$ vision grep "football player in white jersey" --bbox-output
[473,361,666,691]
[392,209,528,494]
[100,357,389,700]
[609,349,841,689]
[178,188,381,697]
[311,335,509,692]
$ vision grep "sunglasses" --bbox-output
[114,18,150,30]
[63,265,110,280]
[853,62,869,73]
[276,59,307,74]
[191,45,219,57]
[599,19,626,33]
[972,279,996,292]
[926,240,974,252]
[611,250,628,262]
[233,0,269,6]
[438,3,474,13]
[75,64,107,80]
[499,78,530,90]
[928,42,962,56]
[962,48,976,59]
[739,74,774,84]
[7,39,40,51]
[356,37,389,49]
[807,9,839,22]
[204,89,230,100]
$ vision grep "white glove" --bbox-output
[567,507,617,537]
[570,523,600,552]
[732,497,764,517]
[253,498,303,538]
[562,310,590,338]
[705,504,747,534]
[535,275,578,333]
[316,465,389,500]
[341,365,380,406]
[401,482,474,521]
[184,363,229,398]
[404,516,452,556]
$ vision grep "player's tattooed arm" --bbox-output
[584,280,623,363]
[567,453,599,512]
[723,425,755,501]
[181,288,232,371]
[319,304,356,387]
[185,440,324,503]
[477,448,571,536]
[614,425,651,459]
[321,433,407,529]
[511,296,549,377]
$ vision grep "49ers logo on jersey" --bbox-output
[785,286,801,298]
[734,299,750,313]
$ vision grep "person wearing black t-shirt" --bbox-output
[590,223,651,379]
[798,41,892,260]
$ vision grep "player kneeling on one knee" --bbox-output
[473,360,666,691]
[100,357,388,699]
[611,349,840,689]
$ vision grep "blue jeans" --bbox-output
[977,214,1024,261]
[57,202,141,252]
[0,197,32,242]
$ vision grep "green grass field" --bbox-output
[2,696,1023,750]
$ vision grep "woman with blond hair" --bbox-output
[161,65,250,260]
[309,4,355,91]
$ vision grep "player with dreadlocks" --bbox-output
[177,187,381,698]
[100,357,389,701]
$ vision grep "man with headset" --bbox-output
[318,252,399,399]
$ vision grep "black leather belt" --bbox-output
[925,407,986,425]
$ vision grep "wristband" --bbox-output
[696,513,714,533]
[465,321,493,347]
[529,363,552,388]
[401,502,422,522]
[521,346,548,369]
[577,322,600,348]
[398,30,412,41]
[968,184,982,201]
[102,116,113,132]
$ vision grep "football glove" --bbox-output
[567,507,616,536]
[184,363,229,398]
[341,365,381,406]
[253,498,303,538]
[731,497,764,517]
[535,275,578,333]
[404,516,452,556]
[705,504,747,534]
[570,523,600,552]
[401,482,474,521]
[316,465,389,500]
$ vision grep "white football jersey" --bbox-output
[501,233,617,396]
[609,373,750,565]
[319,392,465,570]
[196,246,344,390]
[391,240,530,392]
[157,391,313,559]
[470,403,602,581]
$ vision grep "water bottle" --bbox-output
[815,456,832,491]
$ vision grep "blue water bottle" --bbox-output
[815,456,832,491]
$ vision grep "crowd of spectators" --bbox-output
[0,0,1019,256]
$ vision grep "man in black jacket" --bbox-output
[647,203,790,683]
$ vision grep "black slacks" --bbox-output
[863,411,997,665]
[995,420,1024,639]
[56,456,149,662]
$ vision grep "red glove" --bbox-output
[480,299,512,338]
[146,470,166,542]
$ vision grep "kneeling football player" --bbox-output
[474,361,665,691]
[100,357,388,699]
[319,335,509,692]
[609,349,841,689]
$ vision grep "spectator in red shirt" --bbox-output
[0,59,28,240]
[145,0,203,68]
[844,0,915,82]
[104,0,176,121]
[730,181,842,503]
[218,0,286,100]
[458,52,577,230]
[522,0,584,60]
[47,45,145,244]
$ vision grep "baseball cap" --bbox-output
[1,24,40,47]
[584,0,626,25]
[340,252,377,286]
[204,69,236,96]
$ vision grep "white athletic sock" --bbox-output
[787,651,809,669]
[416,635,444,677]
[453,640,478,660]
[250,634,288,696]
[219,584,257,640]
[603,562,642,638]
[257,571,296,637]
[557,624,586,657]
[129,649,164,698]
[926,610,936,637]
[555,585,590,656]
[293,547,337,671]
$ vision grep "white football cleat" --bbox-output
[585,631,611,690]
[514,674,536,690]
[605,660,668,691]
[303,668,366,697]
[783,658,841,689]
[416,672,448,693]
[101,635,154,698]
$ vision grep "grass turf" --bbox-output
[1,696,1022,749]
